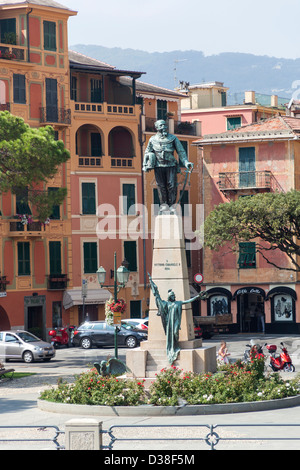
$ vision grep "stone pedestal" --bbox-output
[126,214,216,380]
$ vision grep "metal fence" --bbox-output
[1,423,300,450]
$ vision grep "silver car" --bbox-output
[0,330,56,363]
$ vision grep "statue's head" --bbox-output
[167,289,176,301]
[155,119,168,135]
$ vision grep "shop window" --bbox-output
[238,242,256,269]
[209,295,230,316]
[273,294,294,322]
[52,301,62,328]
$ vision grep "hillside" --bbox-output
[70,44,300,104]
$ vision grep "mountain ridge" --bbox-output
[70,44,300,104]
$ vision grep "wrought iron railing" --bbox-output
[40,107,71,125]
[47,274,68,290]
[0,426,64,450]
[218,170,284,192]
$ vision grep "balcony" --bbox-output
[47,274,68,291]
[0,276,9,293]
[9,220,44,237]
[218,171,284,194]
[0,44,26,61]
[0,103,10,112]
[40,107,71,125]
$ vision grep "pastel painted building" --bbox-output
[181,82,287,136]
[0,0,76,337]
[196,116,300,334]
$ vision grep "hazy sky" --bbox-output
[61,0,299,59]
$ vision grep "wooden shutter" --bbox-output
[83,242,97,273]
[49,241,62,275]
[82,182,96,214]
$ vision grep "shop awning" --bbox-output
[204,287,232,300]
[232,286,266,300]
[266,286,297,301]
[63,289,111,310]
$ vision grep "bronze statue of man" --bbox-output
[143,120,193,213]
[148,274,207,364]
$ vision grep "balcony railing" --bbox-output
[40,107,71,125]
[111,156,134,168]
[0,276,9,292]
[174,120,197,136]
[78,155,102,167]
[218,171,284,193]
[9,220,44,235]
[0,103,10,112]
[0,44,26,61]
[74,102,103,113]
[47,274,68,291]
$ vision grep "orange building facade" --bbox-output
[0,1,203,336]
[197,116,300,334]
[0,0,76,338]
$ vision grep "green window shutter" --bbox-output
[221,92,227,106]
[239,147,255,187]
[82,182,96,215]
[83,242,98,273]
[13,74,26,104]
[44,21,56,51]
[157,99,167,120]
[238,242,256,269]
[124,241,137,272]
[123,184,135,215]
[18,242,30,275]
[49,241,61,275]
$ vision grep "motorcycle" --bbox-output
[265,342,295,372]
[243,339,264,363]
[49,326,70,348]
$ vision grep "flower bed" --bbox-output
[39,357,300,407]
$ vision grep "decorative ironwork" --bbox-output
[0,103,10,112]
[78,156,102,167]
[47,274,68,291]
[0,276,9,292]
[218,170,284,193]
[40,107,71,125]
[0,426,64,450]
[111,157,134,168]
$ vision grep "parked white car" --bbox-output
[0,330,56,363]
[121,318,148,331]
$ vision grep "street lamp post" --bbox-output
[96,252,130,358]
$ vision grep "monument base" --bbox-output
[126,213,216,383]
[126,341,217,382]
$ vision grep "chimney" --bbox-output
[271,95,278,107]
[245,91,256,105]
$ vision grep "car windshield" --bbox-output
[17,332,40,342]
[121,322,136,330]
[78,323,93,330]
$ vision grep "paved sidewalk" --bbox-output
[0,333,300,450]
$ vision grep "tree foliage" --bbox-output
[0,111,70,221]
[203,191,300,272]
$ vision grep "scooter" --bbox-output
[265,342,295,372]
[243,339,264,363]
[49,327,69,348]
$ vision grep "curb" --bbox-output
[37,394,300,416]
